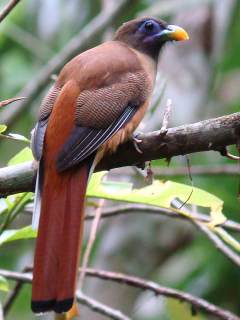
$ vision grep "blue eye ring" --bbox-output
[144,20,154,32]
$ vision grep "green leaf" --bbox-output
[0,226,37,246]
[8,147,33,166]
[0,124,7,133]
[0,199,8,215]
[8,133,30,143]
[167,299,202,320]
[0,275,9,292]
[87,172,240,250]
[87,172,225,226]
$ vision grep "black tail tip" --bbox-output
[31,298,74,314]
[31,299,55,313]
[54,298,74,313]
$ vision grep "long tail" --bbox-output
[31,162,89,313]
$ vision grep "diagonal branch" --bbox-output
[152,164,239,176]
[3,266,32,316]
[76,290,130,320]
[83,268,240,320]
[0,112,239,197]
[0,97,25,108]
[85,204,240,234]
[79,199,105,288]
[0,0,21,24]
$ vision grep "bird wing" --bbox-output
[32,41,153,172]
[56,69,149,172]
[31,85,61,160]
[56,103,137,172]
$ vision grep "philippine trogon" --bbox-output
[31,17,189,314]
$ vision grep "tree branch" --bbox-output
[85,204,240,234]
[0,0,21,24]
[192,219,240,266]
[97,112,240,170]
[0,268,238,320]
[0,112,239,197]
[3,266,32,316]
[0,97,25,108]
[153,164,239,176]
[87,202,240,268]
[76,290,130,320]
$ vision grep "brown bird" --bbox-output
[31,17,189,314]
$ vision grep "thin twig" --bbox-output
[0,0,21,23]
[160,98,172,134]
[178,155,194,210]
[79,199,105,288]
[76,290,130,320]
[82,268,240,320]
[193,220,240,267]
[153,164,239,176]
[0,97,26,108]
[0,269,130,320]
[84,204,240,234]
[3,266,31,316]
[0,268,238,320]
[23,201,240,233]
[88,202,240,267]
[218,146,240,161]
[225,151,240,161]
[173,199,240,267]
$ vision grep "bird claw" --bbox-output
[132,133,143,154]
[159,128,168,137]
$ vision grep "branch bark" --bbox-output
[97,112,240,170]
[85,204,240,234]
[0,268,238,320]
[76,290,130,320]
[0,112,239,197]
[0,0,21,24]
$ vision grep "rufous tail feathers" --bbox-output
[31,163,89,313]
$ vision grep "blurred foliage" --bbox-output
[0,0,240,319]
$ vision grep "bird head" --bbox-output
[114,17,189,59]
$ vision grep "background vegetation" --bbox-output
[0,0,239,319]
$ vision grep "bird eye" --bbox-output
[144,21,154,32]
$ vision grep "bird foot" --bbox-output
[132,132,144,154]
[159,128,168,137]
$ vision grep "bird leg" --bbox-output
[132,132,144,154]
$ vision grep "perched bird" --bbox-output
[31,17,189,314]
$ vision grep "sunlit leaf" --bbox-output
[0,275,9,292]
[8,147,33,166]
[167,299,203,320]
[0,226,37,246]
[0,124,7,133]
[0,199,8,215]
[8,133,30,143]
[87,172,225,226]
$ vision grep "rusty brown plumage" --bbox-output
[31,17,189,314]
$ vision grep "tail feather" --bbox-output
[32,167,41,230]
[31,163,89,313]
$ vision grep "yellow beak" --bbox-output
[166,25,189,41]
